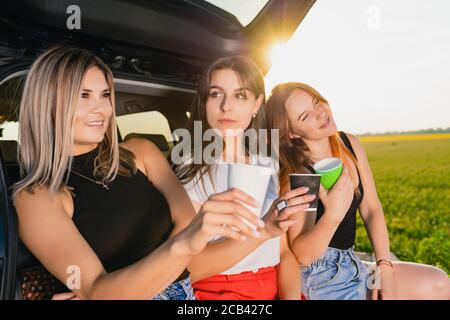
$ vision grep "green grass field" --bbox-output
[355,136,450,274]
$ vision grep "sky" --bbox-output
[205,0,269,26]
[265,0,450,134]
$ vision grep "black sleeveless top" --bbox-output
[67,147,189,281]
[305,132,364,250]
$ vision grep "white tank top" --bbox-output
[181,155,281,275]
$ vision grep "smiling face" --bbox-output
[206,68,263,137]
[72,66,113,154]
[285,89,337,140]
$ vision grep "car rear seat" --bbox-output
[123,133,170,154]
[0,141,20,185]
[0,140,41,299]
[0,141,18,299]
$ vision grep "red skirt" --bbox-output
[192,266,278,300]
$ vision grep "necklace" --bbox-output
[71,170,110,190]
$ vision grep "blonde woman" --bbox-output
[13,46,265,300]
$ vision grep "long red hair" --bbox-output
[265,82,361,198]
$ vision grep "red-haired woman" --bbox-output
[265,82,449,300]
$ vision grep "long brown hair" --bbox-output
[174,55,266,188]
[265,82,361,197]
[13,45,135,199]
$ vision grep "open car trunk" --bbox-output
[0,0,315,81]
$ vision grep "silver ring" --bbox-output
[276,199,289,212]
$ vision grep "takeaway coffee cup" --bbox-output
[228,163,273,229]
[289,174,321,211]
[313,157,343,189]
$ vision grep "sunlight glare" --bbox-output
[266,41,294,94]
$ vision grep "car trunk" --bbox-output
[0,0,315,81]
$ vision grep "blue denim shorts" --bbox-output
[301,246,370,300]
[153,277,196,300]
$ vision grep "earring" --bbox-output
[252,113,257,118]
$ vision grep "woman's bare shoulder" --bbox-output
[14,186,74,219]
[342,132,367,157]
[120,138,163,162]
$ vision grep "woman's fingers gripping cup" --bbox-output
[227,163,273,230]
[288,174,321,212]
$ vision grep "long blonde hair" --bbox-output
[265,82,361,198]
[13,45,135,199]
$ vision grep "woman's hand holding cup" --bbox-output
[259,186,313,239]
[319,166,355,224]
[175,188,266,256]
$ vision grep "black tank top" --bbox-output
[305,131,364,250]
[67,147,189,281]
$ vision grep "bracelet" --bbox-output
[376,258,394,268]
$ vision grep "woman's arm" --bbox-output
[347,133,394,299]
[15,187,193,300]
[123,139,268,282]
[288,207,339,266]
[277,234,301,300]
[288,168,355,265]
[123,139,307,282]
[187,188,306,283]
[347,134,391,261]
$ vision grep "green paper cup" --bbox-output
[313,157,343,189]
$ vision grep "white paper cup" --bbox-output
[227,163,273,229]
